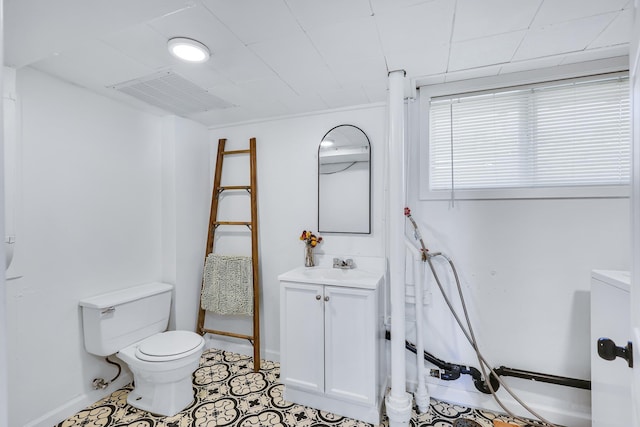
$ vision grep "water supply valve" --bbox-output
[92,378,109,390]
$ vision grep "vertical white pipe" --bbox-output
[413,259,430,412]
[385,70,413,427]
[0,1,8,424]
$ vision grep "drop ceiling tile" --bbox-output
[244,99,291,117]
[307,17,383,64]
[318,87,370,109]
[201,0,301,45]
[31,40,154,89]
[248,29,320,72]
[209,48,277,84]
[532,0,628,27]
[238,76,300,101]
[512,13,617,61]
[285,0,372,30]
[206,83,255,107]
[326,56,388,90]
[5,0,189,67]
[452,0,542,42]
[147,3,245,54]
[280,65,342,96]
[385,43,449,78]
[171,62,232,90]
[370,0,436,14]
[100,23,172,70]
[278,93,330,113]
[249,33,342,94]
[589,8,633,49]
[375,0,454,55]
[448,31,526,71]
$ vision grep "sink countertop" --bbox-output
[278,265,384,290]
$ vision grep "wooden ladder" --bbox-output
[197,138,261,372]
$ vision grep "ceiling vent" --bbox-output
[110,70,232,116]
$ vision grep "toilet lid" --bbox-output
[136,331,203,362]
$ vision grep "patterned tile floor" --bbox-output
[56,348,531,427]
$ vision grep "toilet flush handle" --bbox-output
[101,306,116,315]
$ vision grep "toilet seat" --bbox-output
[135,331,204,362]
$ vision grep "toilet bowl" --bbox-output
[78,282,206,417]
[117,331,205,416]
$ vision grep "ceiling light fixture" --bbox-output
[167,37,210,63]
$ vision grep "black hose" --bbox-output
[105,356,122,383]
[385,330,498,394]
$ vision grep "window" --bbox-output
[422,72,630,199]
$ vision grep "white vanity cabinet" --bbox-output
[278,266,386,425]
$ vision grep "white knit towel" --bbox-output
[201,253,253,316]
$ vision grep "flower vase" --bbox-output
[304,245,315,267]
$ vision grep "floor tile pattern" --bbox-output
[56,348,529,427]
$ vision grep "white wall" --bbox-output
[205,105,387,359]
[160,115,210,331]
[1,44,9,427]
[6,67,163,427]
[403,97,630,425]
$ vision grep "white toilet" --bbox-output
[79,282,205,416]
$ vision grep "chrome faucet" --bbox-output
[333,258,355,269]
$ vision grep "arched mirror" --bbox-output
[318,125,371,234]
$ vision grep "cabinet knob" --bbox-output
[315,294,321,300]
[324,296,330,302]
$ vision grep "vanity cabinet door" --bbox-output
[280,282,324,394]
[279,267,385,425]
[324,286,376,405]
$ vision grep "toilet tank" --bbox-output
[79,282,173,356]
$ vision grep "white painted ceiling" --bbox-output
[4,0,632,127]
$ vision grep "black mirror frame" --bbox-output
[317,124,371,235]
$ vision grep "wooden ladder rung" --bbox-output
[223,149,250,155]
[202,328,253,342]
[214,221,252,226]
[218,185,251,191]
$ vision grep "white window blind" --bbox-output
[428,74,630,197]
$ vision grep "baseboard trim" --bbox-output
[206,336,279,363]
[23,374,132,427]
[403,376,591,427]
[26,339,277,427]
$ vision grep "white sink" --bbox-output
[278,266,383,289]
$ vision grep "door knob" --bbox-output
[597,338,633,368]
